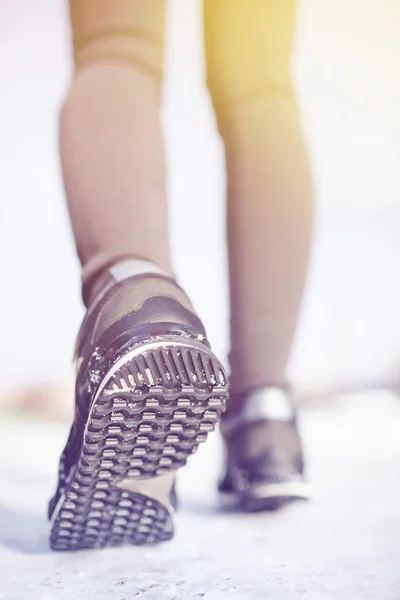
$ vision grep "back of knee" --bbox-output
[207,59,294,122]
[72,29,163,87]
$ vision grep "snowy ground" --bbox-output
[0,392,399,599]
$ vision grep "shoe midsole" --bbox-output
[219,480,312,508]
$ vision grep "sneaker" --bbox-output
[218,387,310,512]
[49,260,228,551]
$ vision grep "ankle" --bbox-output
[82,258,177,308]
[224,385,295,423]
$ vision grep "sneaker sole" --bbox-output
[50,336,228,551]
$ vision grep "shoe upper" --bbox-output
[219,387,305,496]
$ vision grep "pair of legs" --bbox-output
[49,0,313,549]
[61,0,313,396]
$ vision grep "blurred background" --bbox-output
[0,0,400,415]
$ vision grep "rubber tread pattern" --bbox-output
[50,340,227,551]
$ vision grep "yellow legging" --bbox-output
[61,0,313,397]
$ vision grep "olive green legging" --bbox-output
[61,0,313,398]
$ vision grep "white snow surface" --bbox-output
[0,392,399,599]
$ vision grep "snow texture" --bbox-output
[0,392,399,599]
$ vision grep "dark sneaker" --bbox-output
[49,260,228,551]
[219,387,310,512]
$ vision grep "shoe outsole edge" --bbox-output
[219,480,312,513]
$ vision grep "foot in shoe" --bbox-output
[49,260,228,551]
[218,386,310,512]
